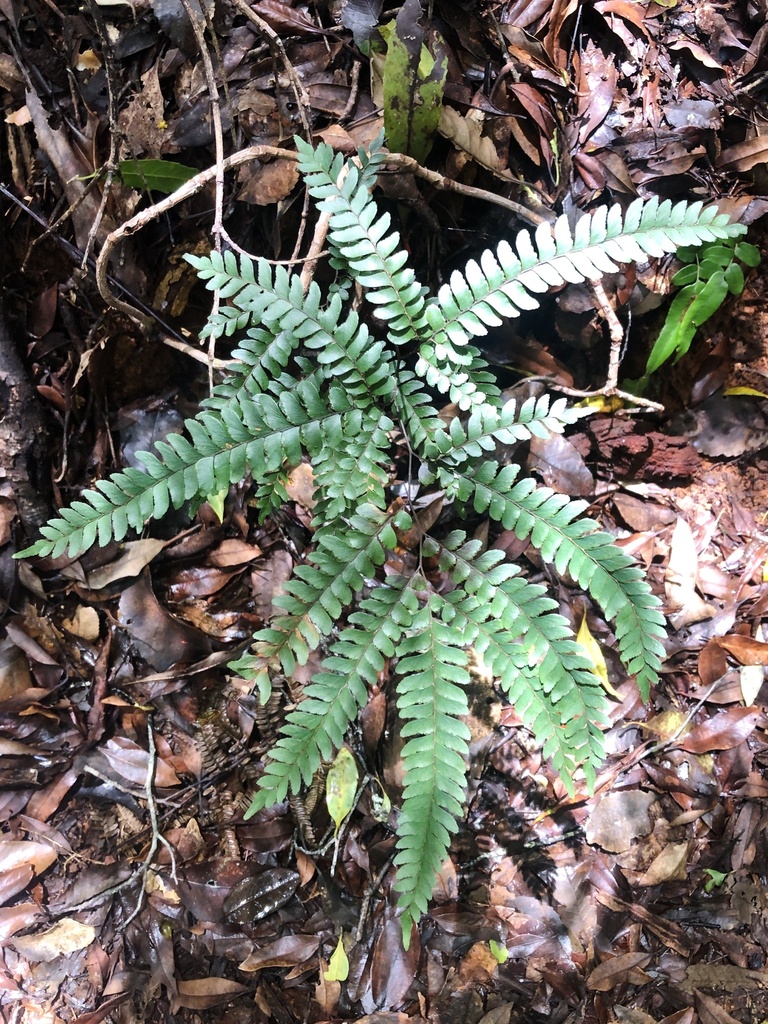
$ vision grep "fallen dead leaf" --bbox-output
[239,935,320,972]
[11,918,95,961]
[586,790,657,853]
[587,951,652,991]
[665,517,716,630]
[678,707,760,753]
[172,978,249,1011]
[636,841,689,886]
[86,538,166,590]
[61,605,100,642]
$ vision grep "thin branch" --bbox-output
[381,152,554,228]
[94,146,299,329]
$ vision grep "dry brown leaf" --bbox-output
[61,606,100,641]
[0,864,35,905]
[0,903,40,942]
[117,572,211,670]
[87,539,166,590]
[636,841,689,886]
[239,935,320,972]
[717,633,768,666]
[285,462,316,510]
[439,106,516,180]
[314,958,341,1015]
[668,37,724,69]
[665,517,716,629]
[586,790,656,853]
[172,978,249,1011]
[207,539,262,567]
[587,951,652,991]
[694,991,743,1024]
[12,918,95,961]
[101,736,181,788]
[678,707,760,753]
[238,158,300,206]
[0,839,57,876]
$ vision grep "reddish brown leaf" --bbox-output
[587,951,652,991]
[679,707,760,753]
[173,978,249,1010]
[0,865,35,906]
[239,935,320,972]
[0,903,40,941]
[717,633,768,666]
[371,914,419,1007]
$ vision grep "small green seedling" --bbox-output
[642,237,760,379]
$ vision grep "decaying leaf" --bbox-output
[380,0,447,163]
[665,518,716,630]
[325,746,359,835]
[11,918,95,961]
[586,791,657,853]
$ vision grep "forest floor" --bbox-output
[2,0,768,1022]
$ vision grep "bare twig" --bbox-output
[228,0,312,138]
[54,707,178,922]
[546,280,666,413]
[590,279,626,393]
[381,152,553,227]
[178,0,227,391]
[82,0,122,267]
[340,60,361,122]
[94,145,299,329]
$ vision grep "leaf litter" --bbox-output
[2,0,768,1020]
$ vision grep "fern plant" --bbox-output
[19,136,746,943]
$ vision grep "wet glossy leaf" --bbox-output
[223,867,300,926]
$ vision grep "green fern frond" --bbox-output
[394,592,472,940]
[427,199,746,349]
[390,369,442,452]
[424,393,581,469]
[17,378,340,560]
[241,505,402,697]
[311,407,393,521]
[247,574,418,809]
[432,532,607,785]
[295,137,431,343]
[454,462,666,698]
[204,328,301,408]
[415,338,501,409]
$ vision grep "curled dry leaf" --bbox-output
[665,517,716,630]
[85,539,166,590]
[636,842,689,886]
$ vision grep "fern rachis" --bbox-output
[18,135,746,943]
